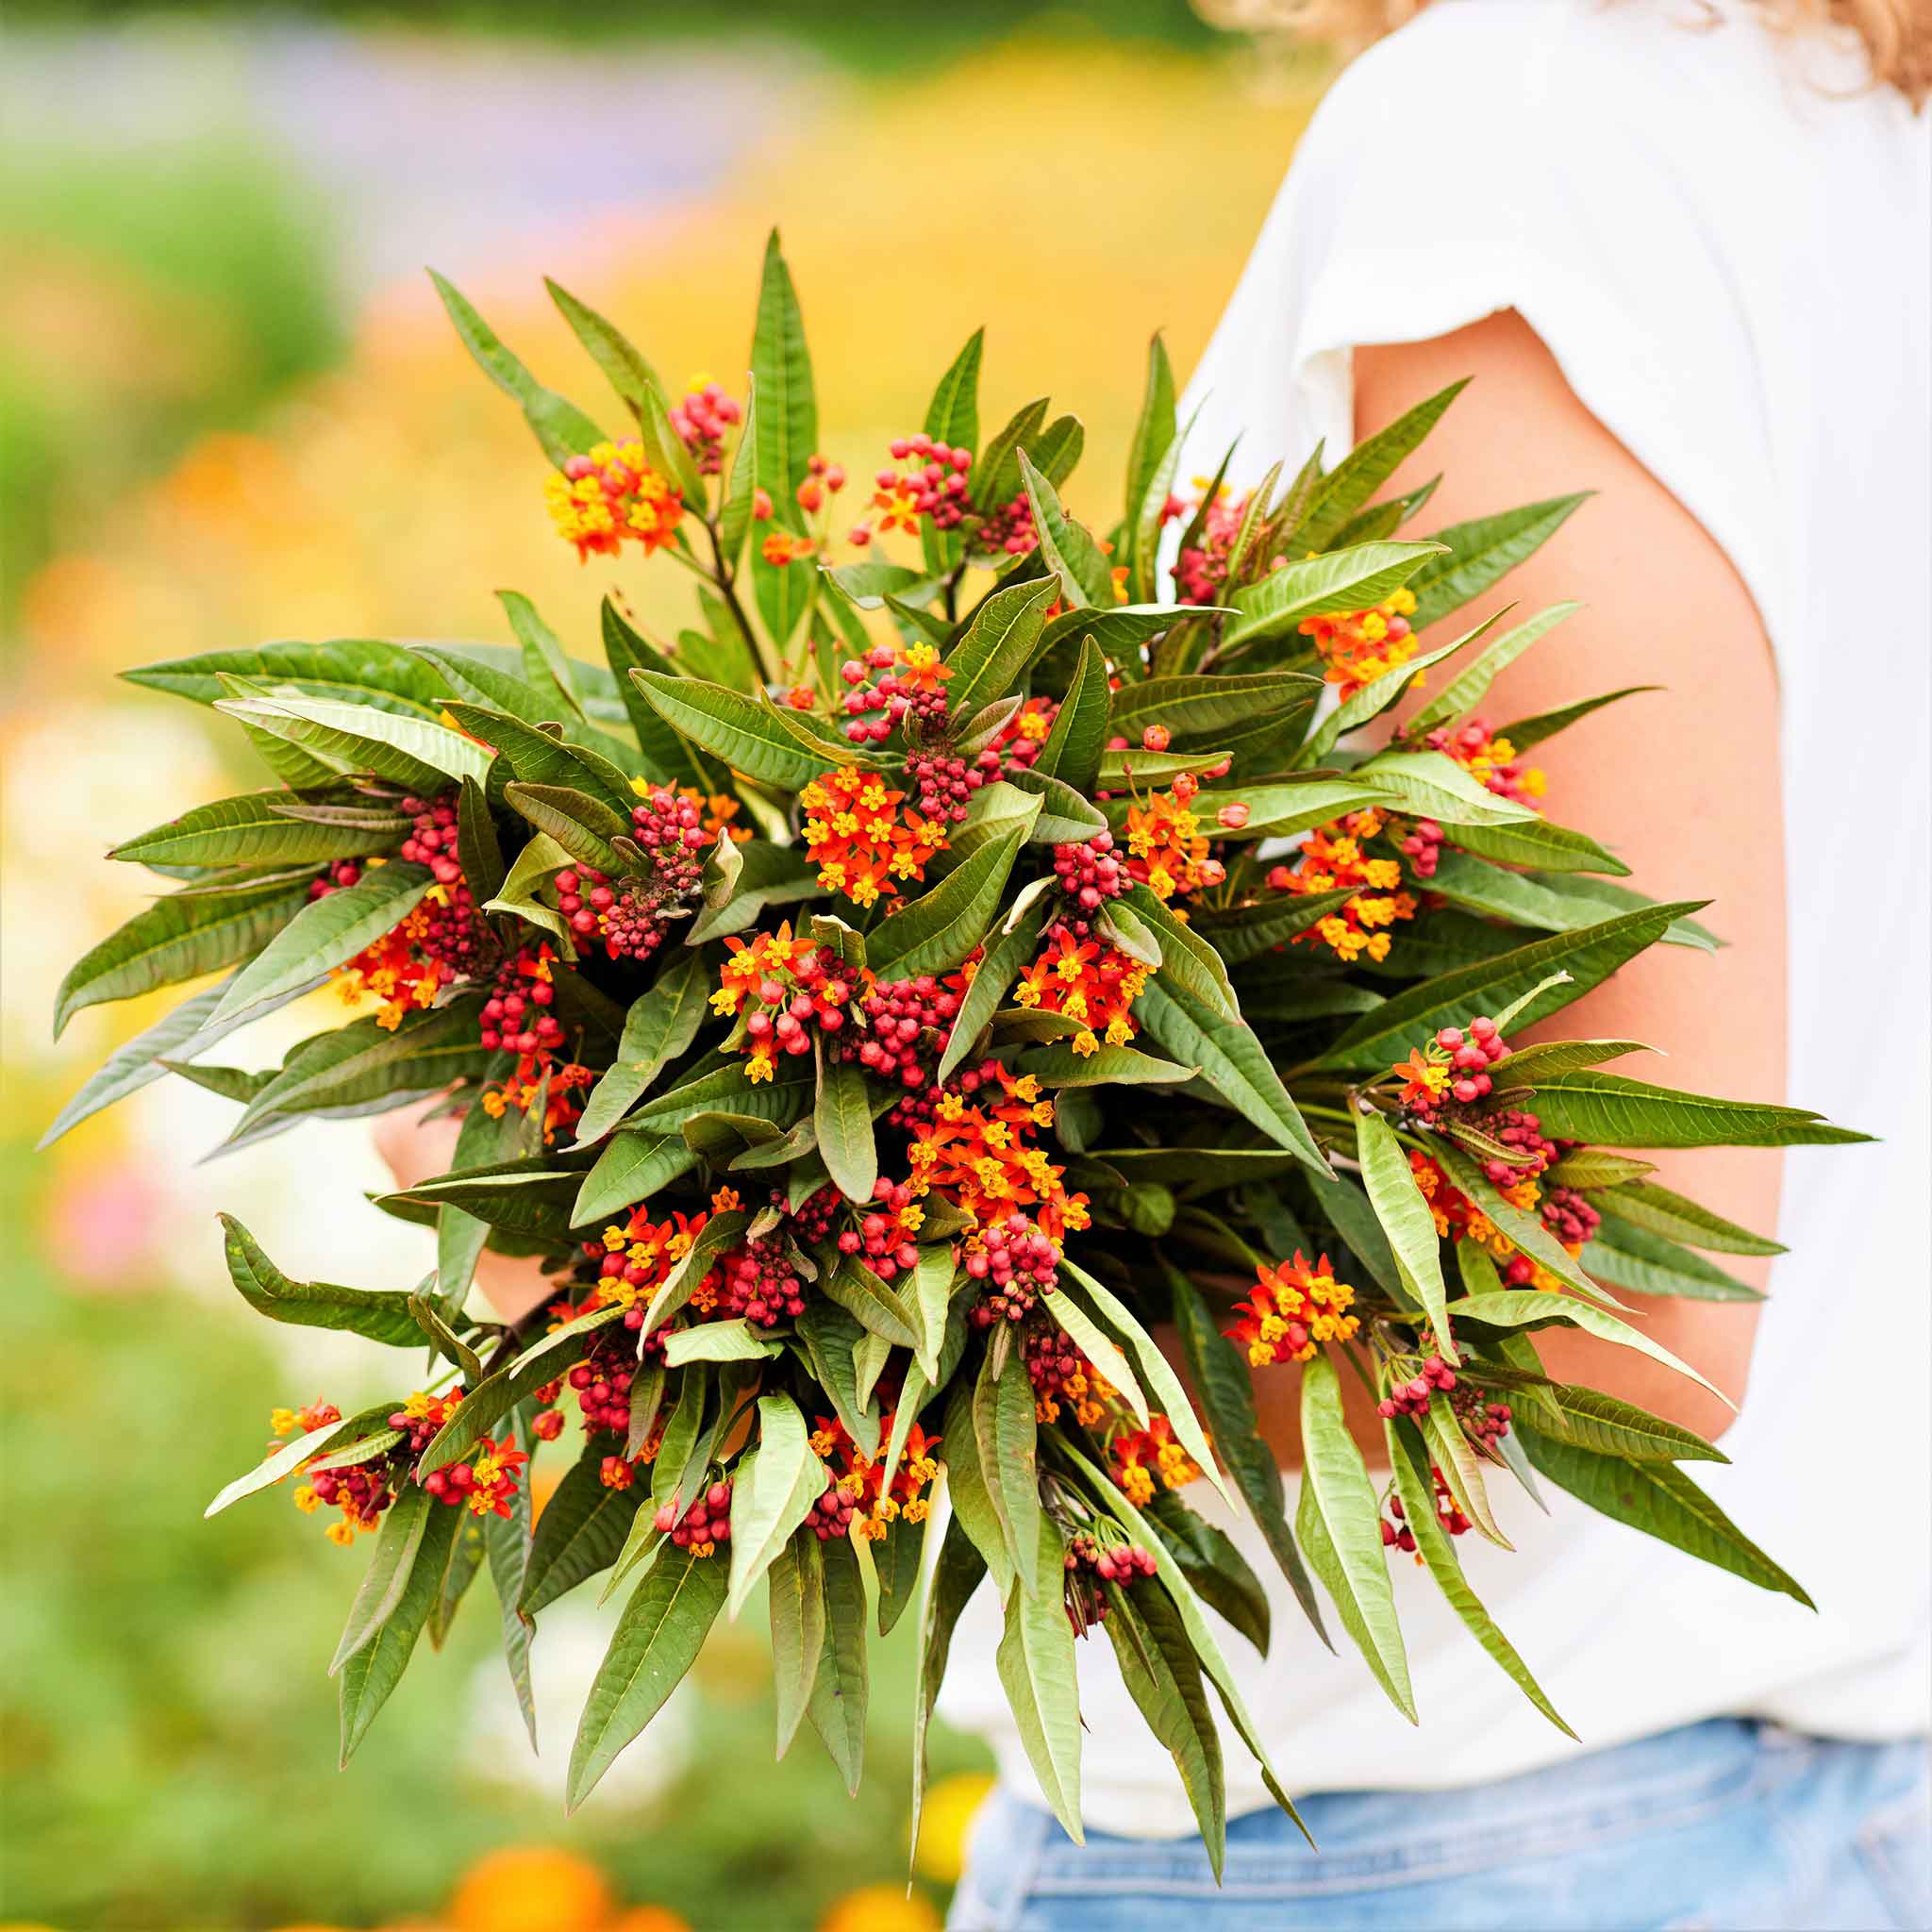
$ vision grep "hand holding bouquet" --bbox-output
[50,234,1860,1868]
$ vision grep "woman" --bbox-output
[938,1,1932,1925]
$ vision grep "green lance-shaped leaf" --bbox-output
[520,1450,647,1616]
[974,1338,1042,1594]
[1356,1108,1455,1360]
[1445,816,1632,876]
[1387,1420,1574,1735]
[456,774,507,907]
[1034,635,1112,791]
[412,639,578,741]
[1404,602,1581,738]
[631,671,824,791]
[1585,1218,1761,1303]
[1135,979,1328,1176]
[1108,670,1314,742]
[440,700,634,816]
[769,1529,826,1759]
[1192,888,1357,966]
[1297,1354,1416,1721]
[430,269,605,464]
[908,1245,955,1383]
[419,1330,586,1477]
[1123,884,1237,1020]
[727,1396,826,1619]
[634,369,708,509]
[1122,333,1177,601]
[717,370,762,564]
[1592,1180,1785,1257]
[1422,1393,1509,1548]
[919,329,982,575]
[110,791,409,870]
[996,1512,1084,1840]
[219,1214,423,1346]
[53,874,312,1038]
[864,818,1034,980]
[574,954,710,1145]
[1497,684,1661,753]
[574,1128,697,1226]
[597,598,720,790]
[1424,854,1714,946]
[1297,625,1495,769]
[208,860,431,1028]
[911,1509,989,1866]
[942,574,1060,717]
[42,975,238,1147]
[1327,473,1440,547]
[338,1493,462,1765]
[1104,1580,1226,1875]
[1541,1385,1729,1463]
[1015,1042,1192,1089]
[568,1541,731,1809]
[823,1258,922,1354]
[1018,449,1112,608]
[1058,1440,1309,1842]
[503,783,626,876]
[1043,1285,1145,1425]
[1525,1071,1868,1150]
[1429,1141,1607,1304]
[498,590,586,720]
[1293,379,1467,551]
[331,1482,434,1674]
[1445,1289,1732,1409]
[1542,1149,1659,1190]
[935,891,1047,1082]
[205,1406,370,1517]
[544,275,664,422]
[640,1209,752,1340]
[749,229,818,647]
[941,1377,1014,1599]
[1349,750,1541,829]
[665,1319,783,1366]
[484,1425,539,1749]
[813,1041,878,1205]
[1144,1493,1271,1657]
[806,1529,870,1792]
[1406,494,1590,630]
[1223,540,1447,649]
[217,693,491,792]
[1318,900,1706,1071]
[1521,1429,1812,1606]
[125,637,453,717]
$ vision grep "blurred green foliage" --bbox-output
[0,1142,985,1930]
[0,135,345,628]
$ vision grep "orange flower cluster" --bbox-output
[1408,1149,1561,1290]
[1265,808,1417,962]
[1224,1252,1360,1367]
[1012,926,1151,1057]
[1109,1414,1200,1507]
[590,1208,711,1318]
[451,1436,531,1519]
[1427,717,1547,809]
[333,899,454,1030]
[543,441,683,561]
[269,1397,341,1441]
[708,922,852,1082]
[808,1413,941,1541]
[799,768,948,909]
[906,1064,1091,1240]
[480,1053,595,1141]
[1123,780,1224,900]
[1031,1347,1116,1428]
[1300,586,1420,697]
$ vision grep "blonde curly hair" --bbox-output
[1195,0,1930,106]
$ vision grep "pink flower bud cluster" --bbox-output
[803,1477,858,1541]
[1540,1184,1602,1248]
[669,381,741,475]
[479,950,562,1057]
[309,859,364,899]
[1376,1353,1457,1421]
[877,435,973,529]
[973,491,1038,558]
[783,1184,843,1248]
[839,643,951,745]
[741,949,851,1063]
[568,1353,639,1435]
[306,1462,392,1525]
[716,1237,808,1327]
[1051,831,1126,929]
[1479,1108,1559,1186]
[656,1479,733,1553]
[1399,815,1445,880]
[965,1213,1060,1326]
[882,1052,1003,1133]
[835,1177,922,1283]
[846,972,962,1091]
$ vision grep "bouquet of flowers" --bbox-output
[50,234,1860,1862]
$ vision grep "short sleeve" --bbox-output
[1179,0,1785,643]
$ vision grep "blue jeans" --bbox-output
[948,1719,1932,1931]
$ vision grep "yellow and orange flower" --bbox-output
[1012,925,1150,1057]
[1123,784,1223,900]
[480,1053,595,1141]
[1408,1148,1565,1289]
[905,1064,1090,1240]
[1265,808,1417,963]
[332,899,453,1030]
[543,441,683,561]
[1109,1414,1200,1507]
[1299,586,1420,697]
[811,1412,941,1541]
[588,1208,710,1316]
[1224,1251,1360,1367]
[800,767,948,909]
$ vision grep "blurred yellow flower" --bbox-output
[911,1769,996,1884]
[608,1910,693,1932]
[818,1883,942,1932]
[447,1845,613,1932]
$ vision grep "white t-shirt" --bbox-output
[941,0,1932,1834]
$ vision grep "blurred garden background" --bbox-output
[1,5,1327,1925]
